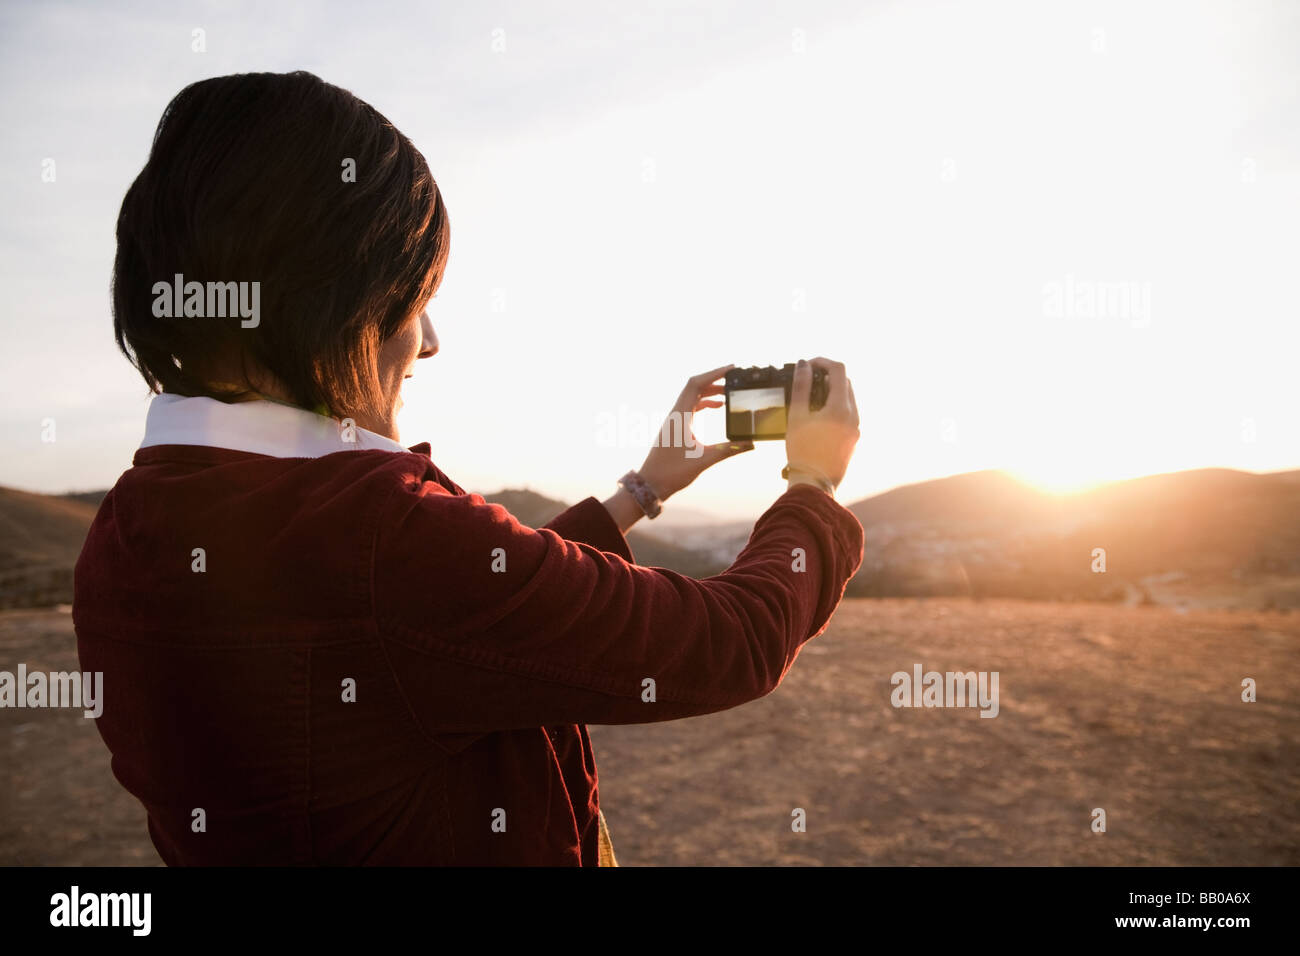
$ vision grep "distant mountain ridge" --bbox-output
[843,468,1300,607]
[2,467,1297,609]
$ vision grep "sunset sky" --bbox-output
[2,0,1297,518]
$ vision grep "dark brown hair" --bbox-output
[112,71,449,418]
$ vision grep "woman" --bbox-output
[76,71,864,865]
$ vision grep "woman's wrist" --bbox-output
[604,466,674,534]
[787,475,835,497]
[618,469,665,519]
[602,486,645,534]
[634,462,676,503]
[782,462,837,496]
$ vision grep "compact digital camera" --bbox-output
[725,364,830,441]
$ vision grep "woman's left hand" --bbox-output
[637,365,754,501]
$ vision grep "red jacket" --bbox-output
[74,441,864,865]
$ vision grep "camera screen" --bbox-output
[728,386,788,437]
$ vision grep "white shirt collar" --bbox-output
[139,393,410,458]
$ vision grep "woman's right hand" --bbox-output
[785,357,860,490]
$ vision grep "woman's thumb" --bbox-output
[708,440,755,461]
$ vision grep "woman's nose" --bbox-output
[418,310,438,359]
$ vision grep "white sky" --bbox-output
[1,0,1297,518]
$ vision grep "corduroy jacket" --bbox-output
[74,402,865,865]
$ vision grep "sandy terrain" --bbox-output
[2,599,1296,866]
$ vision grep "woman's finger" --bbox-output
[809,356,849,412]
[689,364,735,387]
[674,366,733,413]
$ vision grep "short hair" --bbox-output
[112,71,449,418]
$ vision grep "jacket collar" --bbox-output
[139,393,418,459]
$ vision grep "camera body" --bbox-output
[725,363,829,441]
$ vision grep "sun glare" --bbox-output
[1007,469,1110,496]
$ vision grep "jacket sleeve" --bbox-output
[541,496,636,562]
[371,478,864,733]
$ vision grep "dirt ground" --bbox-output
[3,599,1296,866]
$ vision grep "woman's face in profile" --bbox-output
[374,306,438,438]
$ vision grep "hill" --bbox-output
[0,488,100,608]
[3,466,1298,609]
[843,468,1300,607]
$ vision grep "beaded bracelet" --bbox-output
[617,470,663,519]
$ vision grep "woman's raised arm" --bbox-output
[370,475,863,735]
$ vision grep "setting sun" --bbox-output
[1006,468,1109,496]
